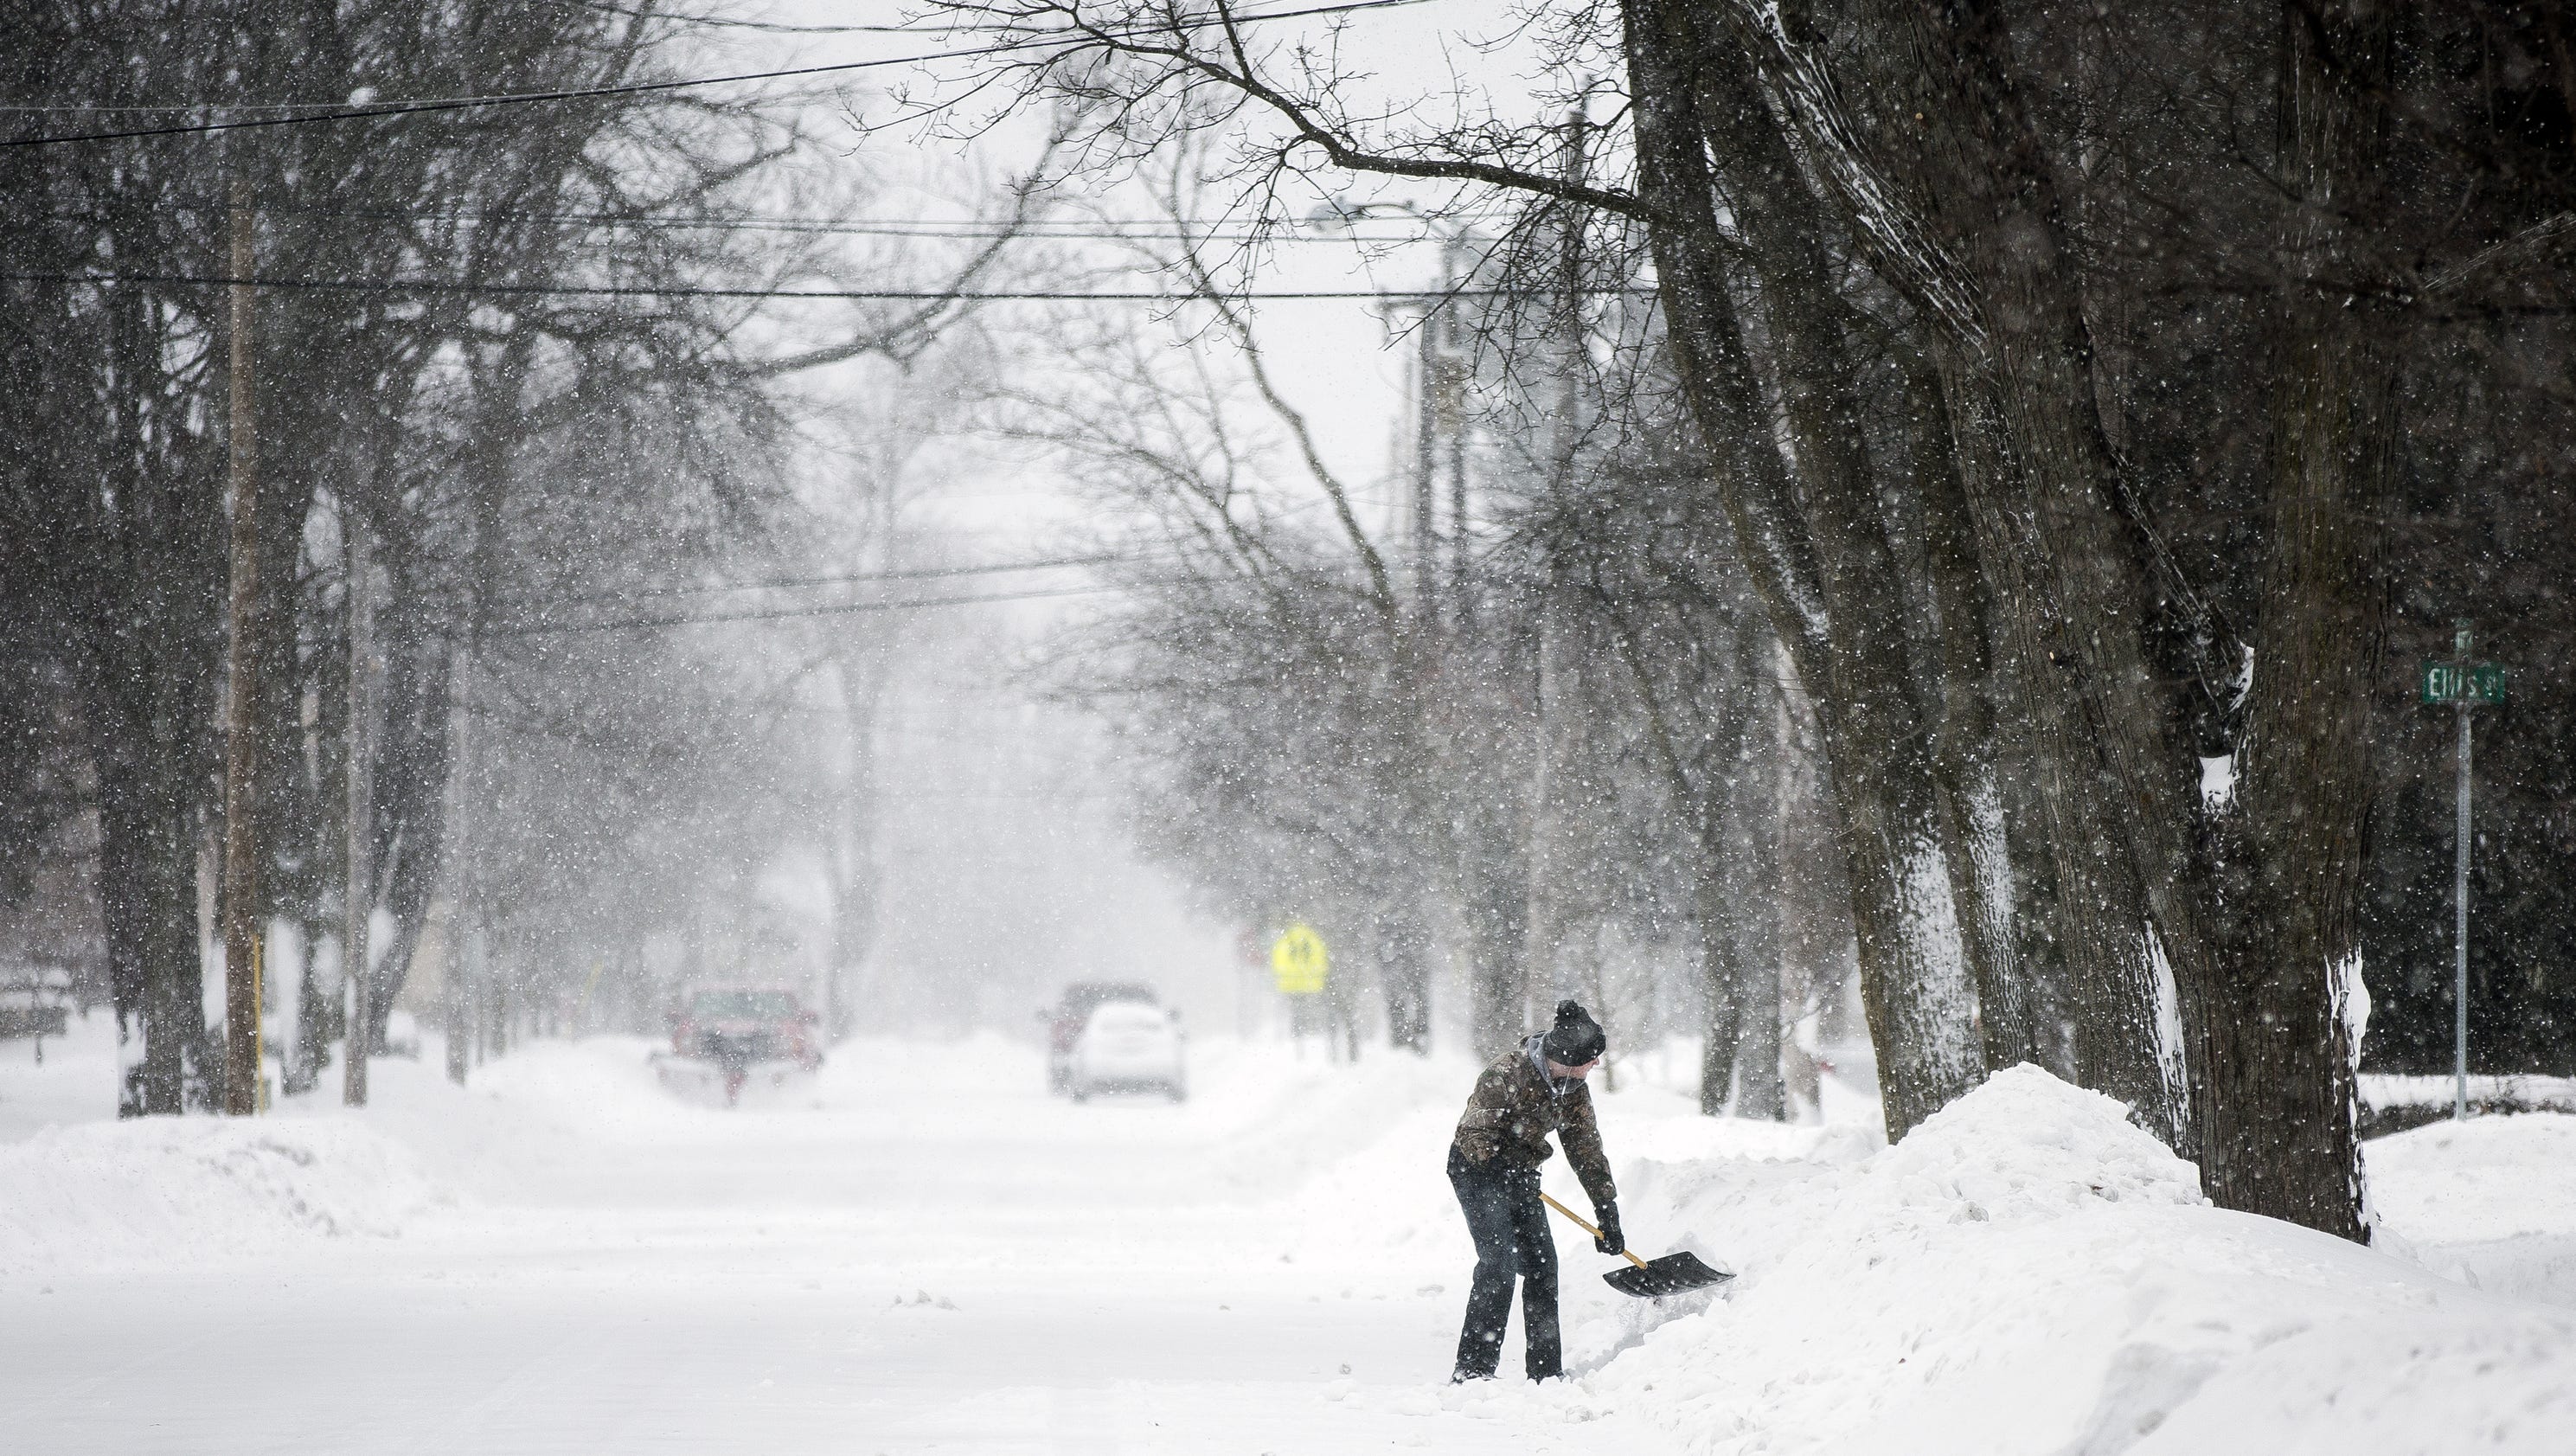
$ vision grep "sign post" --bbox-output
[1267,912,1329,1051]
[1269,923,1328,1052]
[2422,622,2505,1122]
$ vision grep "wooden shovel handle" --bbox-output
[1539,1190,1651,1271]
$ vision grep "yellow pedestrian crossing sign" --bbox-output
[1270,923,1329,995]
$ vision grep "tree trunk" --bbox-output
[1902,350,2033,1072]
[1733,637,1791,1121]
[1928,347,2188,1140]
[366,636,449,1051]
[1694,847,1740,1116]
[283,924,322,1096]
[1458,838,1530,1060]
[1381,628,1440,1054]
[2179,0,2394,1241]
[2000,740,2080,1081]
[825,637,887,1043]
[93,745,209,1116]
[1677,0,2002,1126]
[1733,947,1785,1119]
[1373,893,1433,1054]
[1686,0,2199,1145]
[1625,0,1983,1138]
[81,282,222,1117]
[1730,0,2375,1234]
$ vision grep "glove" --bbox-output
[1592,1203,1624,1257]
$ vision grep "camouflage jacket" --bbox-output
[1451,1038,1617,1213]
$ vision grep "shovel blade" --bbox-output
[1602,1252,1732,1299]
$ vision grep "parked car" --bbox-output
[1041,982,1159,1094]
[656,985,824,1106]
[1064,1000,1186,1103]
[381,1009,422,1060]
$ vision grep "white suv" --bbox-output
[1067,1002,1187,1103]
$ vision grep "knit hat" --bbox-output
[1540,999,1605,1066]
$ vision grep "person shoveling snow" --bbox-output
[1445,1000,1727,1382]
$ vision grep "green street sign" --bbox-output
[2422,661,2505,706]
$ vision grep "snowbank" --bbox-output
[1571,1066,2576,1455]
[2367,1112,2576,1307]
[2361,1072,2576,1113]
[0,1116,439,1280]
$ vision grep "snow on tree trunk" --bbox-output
[2176,0,2393,1242]
[1836,793,1986,1139]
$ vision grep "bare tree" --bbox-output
[912,0,2576,1238]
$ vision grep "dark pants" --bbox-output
[1447,1145,1560,1380]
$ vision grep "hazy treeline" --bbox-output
[1019,196,1863,1115]
[0,0,919,1112]
[952,0,2576,1240]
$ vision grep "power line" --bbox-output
[1,0,1445,147]
[490,553,1410,635]
[119,200,1463,244]
[2,271,1646,303]
[487,580,1136,636]
[138,196,1522,235]
[575,1,954,35]
[492,549,1146,607]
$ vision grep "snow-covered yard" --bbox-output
[2,1015,2570,1454]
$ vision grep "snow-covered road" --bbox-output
[10,1017,2576,1456]
[0,1028,1695,1454]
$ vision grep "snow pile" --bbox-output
[1584,1065,2576,1455]
[2367,1113,2576,1306]
[0,1115,440,1280]
[1859,1063,2203,1216]
[2361,1073,2576,1113]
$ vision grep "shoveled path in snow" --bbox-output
[0,1029,1690,1455]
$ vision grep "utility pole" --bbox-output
[1443,295,1470,619]
[1335,200,1464,625]
[445,645,471,1084]
[221,176,264,1117]
[1401,233,1470,627]
[1524,587,1560,1032]
[1523,119,1590,1037]
[1425,234,1472,625]
[343,505,375,1106]
[1410,311,1439,624]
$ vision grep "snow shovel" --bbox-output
[1539,1191,1733,1299]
